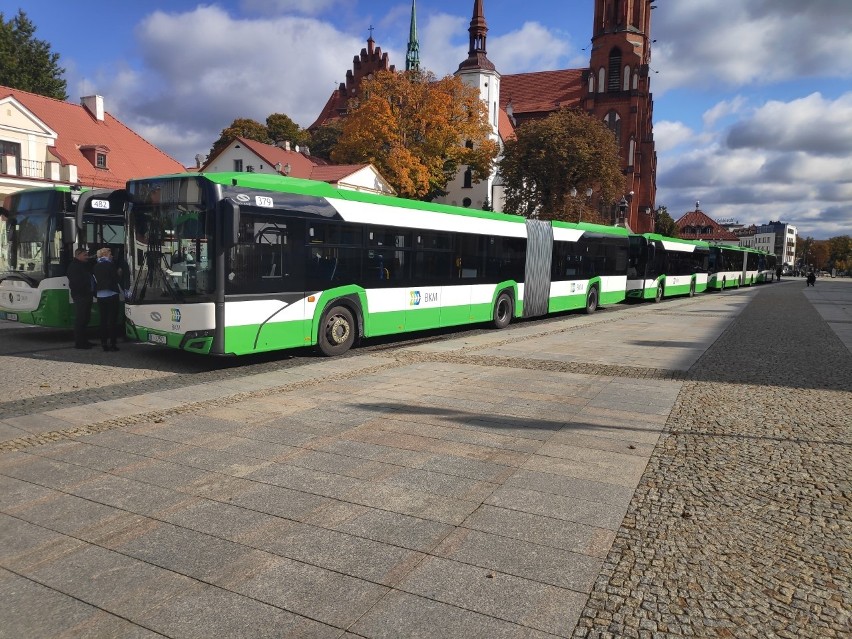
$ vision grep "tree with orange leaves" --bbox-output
[332,69,499,200]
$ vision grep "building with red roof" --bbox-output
[0,86,185,200]
[202,137,394,195]
[675,203,741,244]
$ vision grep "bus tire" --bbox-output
[654,282,664,303]
[318,305,355,357]
[585,286,599,314]
[492,292,513,329]
[689,281,696,297]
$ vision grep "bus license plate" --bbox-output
[148,333,167,344]
[1,312,17,321]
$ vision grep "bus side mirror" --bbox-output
[62,216,78,245]
[219,199,240,247]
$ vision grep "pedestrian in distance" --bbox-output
[806,271,816,287]
[66,247,95,349]
[92,247,122,351]
[776,266,783,281]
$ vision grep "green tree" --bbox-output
[653,206,678,237]
[308,121,343,161]
[827,235,851,272]
[209,118,270,156]
[499,107,623,223]
[0,9,67,99]
[266,113,308,147]
[332,69,498,199]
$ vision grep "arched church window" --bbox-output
[598,68,605,93]
[607,48,622,92]
[623,65,631,91]
[588,73,594,94]
[604,111,621,146]
[628,137,635,166]
[463,168,473,189]
[632,69,638,90]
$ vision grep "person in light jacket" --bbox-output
[92,247,122,351]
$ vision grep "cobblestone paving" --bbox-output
[573,284,852,639]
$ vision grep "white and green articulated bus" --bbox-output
[626,234,710,302]
[123,172,629,356]
[0,186,127,327]
[707,244,753,290]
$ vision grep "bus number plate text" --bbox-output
[255,196,274,208]
[148,333,167,345]
[91,199,110,209]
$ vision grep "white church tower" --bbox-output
[435,0,503,211]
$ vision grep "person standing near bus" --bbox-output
[92,247,121,351]
[67,248,95,349]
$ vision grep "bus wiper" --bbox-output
[132,250,183,303]
[0,271,38,287]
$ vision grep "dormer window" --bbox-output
[80,144,110,170]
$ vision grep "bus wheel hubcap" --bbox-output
[328,317,350,344]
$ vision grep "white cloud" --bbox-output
[239,0,345,16]
[653,121,697,153]
[727,92,852,157]
[652,0,852,93]
[98,6,363,164]
[488,22,572,74]
[702,97,746,129]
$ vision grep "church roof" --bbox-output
[1,85,185,189]
[500,69,585,119]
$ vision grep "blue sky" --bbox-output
[11,0,852,239]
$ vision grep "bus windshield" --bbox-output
[0,190,64,283]
[128,179,215,302]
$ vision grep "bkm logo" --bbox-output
[409,291,421,306]
[170,308,182,322]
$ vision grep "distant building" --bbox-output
[201,137,395,195]
[0,85,185,201]
[756,220,797,268]
[675,203,740,245]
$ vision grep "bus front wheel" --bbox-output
[585,286,599,315]
[318,305,355,356]
[654,283,664,303]
[492,292,513,329]
[689,281,696,297]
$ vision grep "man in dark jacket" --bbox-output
[67,248,94,349]
[92,247,122,351]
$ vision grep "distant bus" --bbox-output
[123,173,629,356]
[0,186,127,327]
[707,244,752,290]
[627,234,710,302]
[756,250,777,283]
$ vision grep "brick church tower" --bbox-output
[583,0,657,232]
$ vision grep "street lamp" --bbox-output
[617,196,628,226]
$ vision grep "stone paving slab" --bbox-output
[1,282,848,638]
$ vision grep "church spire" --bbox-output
[458,0,495,71]
[405,0,420,71]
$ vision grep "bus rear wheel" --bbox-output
[585,286,599,314]
[318,305,355,357]
[689,281,696,297]
[492,292,513,329]
[654,283,664,303]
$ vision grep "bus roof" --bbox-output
[635,232,710,248]
[144,172,629,238]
